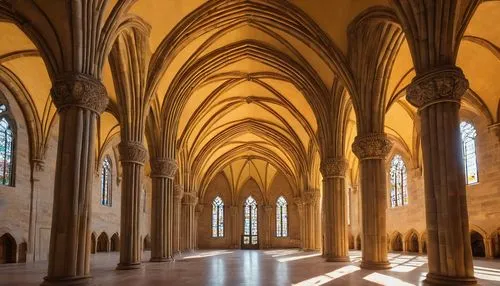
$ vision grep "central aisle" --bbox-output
[1,250,499,285]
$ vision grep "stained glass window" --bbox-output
[0,104,13,186]
[100,156,112,206]
[460,121,478,185]
[212,196,224,238]
[389,154,408,208]
[244,196,258,244]
[276,196,288,237]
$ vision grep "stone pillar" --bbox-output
[149,158,177,262]
[194,204,204,250]
[321,158,350,262]
[173,184,184,255]
[295,199,306,249]
[305,191,321,250]
[484,238,493,259]
[262,205,273,249]
[43,73,108,285]
[116,142,147,269]
[229,206,239,248]
[181,192,197,252]
[352,134,392,269]
[407,67,476,285]
[28,159,44,262]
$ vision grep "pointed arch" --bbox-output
[276,196,288,238]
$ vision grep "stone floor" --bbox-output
[1,250,500,285]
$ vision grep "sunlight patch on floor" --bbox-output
[277,252,321,262]
[292,265,361,286]
[363,272,416,286]
[182,250,233,259]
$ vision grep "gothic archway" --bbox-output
[391,233,403,252]
[143,235,151,251]
[97,233,109,252]
[407,232,419,253]
[110,233,120,252]
[0,233,17,263]
[356,235,362,250]
[470,231,486,257]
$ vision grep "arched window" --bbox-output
[460,121,478,185]
[0,104,14,186]
[276,196,288,237]
[389,154,408,208]
[212,196,224,238]
[100,156,112,206]
[243,196,258,245]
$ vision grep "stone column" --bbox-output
[407,67,476,285]
[43,73,108,285]
[295,199,306,249]
[194,204,204,250]
[484,238,493,259]
[321,158,350,262]
[262,205,273,249]
[181,192,197,252]
[28,159,44,262]
[229,206,239,248]
[173,184,184,255]
[352,134,392,269]
[149,158,177,262]
[116,142,147,269]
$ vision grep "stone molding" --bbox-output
[174,184,184,201]
[51,73,109,114]
[150,158,178,179]
[320,157,347,178]
[119,141,147,165]
[182,191,198,205]
[406,67,468,110]
[352,133,392,160]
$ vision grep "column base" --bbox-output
[150,257,175,262]
[116,262,143,270]
[41,275,91,286]
[423,273,477,285]
[326,256,350,262]
[360,260,391,270]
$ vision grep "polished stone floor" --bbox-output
[1,250,500,285]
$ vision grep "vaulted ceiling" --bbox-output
[0,0,498,199]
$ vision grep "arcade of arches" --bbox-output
[0,0,499,285]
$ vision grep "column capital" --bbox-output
[489,123,500,142]
[150,158,177,178]
[304,191,320,204]
[119,141,147,165]
[182,191,198,205]
[174,184,184,200]
[31,158,45,172]
[51,72,108,114]
[407,67,468,111]
[320,157,348,178]
[352,133,392,160]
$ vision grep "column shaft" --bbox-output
[117,142,147,269]
[407,68,476,284]
[149,158,177,262]
[43,74,108,285]
[321,158,349,262]
[353,134,392,269]
[172,186,183,255]
[181,199,196,251]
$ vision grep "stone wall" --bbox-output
[0,86,151,262]
[198,172,300,249]
[348,110,500,257]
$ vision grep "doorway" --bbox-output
[241,196,258,249]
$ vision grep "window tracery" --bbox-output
[276,196,288,237]
[212,196,224,238]
[100,156,112,206]
[460,121,478,185]
[390,154,408,208]
[0,104,14,186]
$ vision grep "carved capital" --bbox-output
[407,67,468,110]
[32,158,45,172]
[51,73,108,114]
[182,191,198,205]
[174,184,184,201]
[119,141,147,165]
[320,157,347,178]
[304,191,320,205]
[150,158,177,179]
[352,133,392,160]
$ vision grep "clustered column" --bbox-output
[229,206,239,248]
[43,73,108,285]
[117,141,148,269]
[181,192,198,252]
[407,67,476,285]
[149,158,177,262]
[321,157,349,262]
[173,184,184,255]
[352,134,392,269]
[262,205,273,249]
